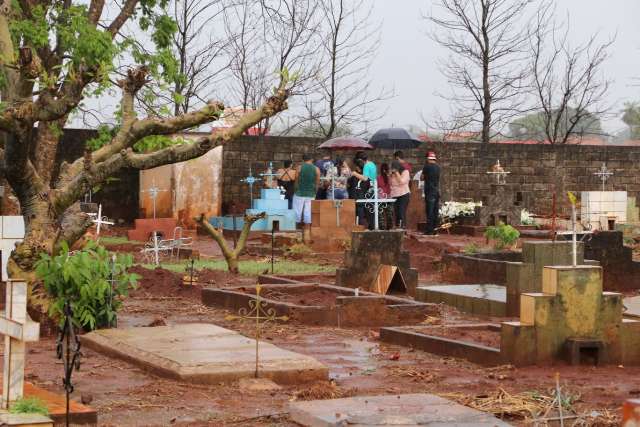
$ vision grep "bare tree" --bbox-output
[223,0,323,134]
[527,1,613,144]
[427,0,533,143]
[298,0,389,138]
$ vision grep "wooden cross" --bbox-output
[92,204,114,236]
[486,160,511,185]
[0,280,39,409]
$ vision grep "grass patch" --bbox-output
[140,258,335,275]
[9,397,49,416]
[100,236,143,245]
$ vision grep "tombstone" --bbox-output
[309,200,358,252]
[371,265,407,295]
[581,191,627,231]
[335,231,419,296]
[501,265,640,366]
[0,217,25,282]
[0,281,40,408]
[505,240,595,316]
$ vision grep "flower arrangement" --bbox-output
[520,209,535,225]
[439,201,481,220]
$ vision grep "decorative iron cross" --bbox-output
[593,163,613,192]
[141,180,169,219]
[226,284,288,378]
[259,162,279,188]
[92,204,114,236]
[356,179,396,230]
[241,167,262,207]
[0,280,40,409]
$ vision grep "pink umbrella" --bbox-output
[318,136,374,151]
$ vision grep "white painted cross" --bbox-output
[594,163,614,192]
[356,179,395,230]
[260,162,279,188]
[92,204,114,236]
[321,169,344,226]
[0,280,39,409]
[486,160,511,185]
[141,180,169,219]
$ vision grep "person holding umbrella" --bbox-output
[422,151,441,235]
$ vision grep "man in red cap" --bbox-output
[421,151,441,235]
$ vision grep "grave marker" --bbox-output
[91,204,114,237]
[240,167,262,207]
[593,162,614,192]
[0,280,40,409]
[259,162,279,188]
[140,179,169,219]
[356,180,395,230]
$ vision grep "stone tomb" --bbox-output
[453,183,523,235]
[416,284,507,317]
[82,323,327,384]
[581,191,627,231]
[383,265,640,366]
[289,393,512,426]
[310,199,359,252]
[335,230,419,297]
[202,282,437,327]
[505,240,594,316]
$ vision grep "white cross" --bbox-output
[141,180,169,219]
[321,170,344,226]
[356,179,396,230]
[92,204,114,236]
[260,162,279,188]
[0,280,39,409]
[151,232,160,266]
[594,163,614,192]
[486,160,511,185]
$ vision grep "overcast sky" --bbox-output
[368,0,640,134]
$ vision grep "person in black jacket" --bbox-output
[421,151,440,235]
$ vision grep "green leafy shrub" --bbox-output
[485,223,520,250]
[35,241,138,331]
[463,243,480,255]
[9,397,49,416]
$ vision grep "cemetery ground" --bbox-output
[9,229,640,426]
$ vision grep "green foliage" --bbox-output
[463,243,480,255]
[141,259,335,275]
[9,397,49,416]
[35,241,138,331]
[485,223,520,250]
[622,102,640,139]
[87,125,184,153]
[509,108,602,141]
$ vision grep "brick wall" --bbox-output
[222,136,640,217]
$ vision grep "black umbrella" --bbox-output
[369,128,423,150]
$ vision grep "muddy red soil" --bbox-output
[19,263,630,426]
[19,231,631,425]
[236,286,341,307]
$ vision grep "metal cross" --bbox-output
[226,284,288,378]
[594,163,614,192]
[486,160,511,185]
[141,180,169,219]
[241,167,262,207]
[321,169,343,226]
[151,232,161,266]
[356,179,396,230]
[259,162,279,188]
[92,204,114,236]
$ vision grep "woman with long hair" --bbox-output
[377,163,393,230]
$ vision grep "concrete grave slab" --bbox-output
[82,323,327,384]
[625,296,640,319]
[416,284,507,317]
[289,393,512,427]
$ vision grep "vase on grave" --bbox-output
[209,188,297,232]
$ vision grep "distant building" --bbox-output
[210,107,266,136]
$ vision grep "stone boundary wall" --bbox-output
[222,136,640,216]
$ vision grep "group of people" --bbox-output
[273,150,441,235]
